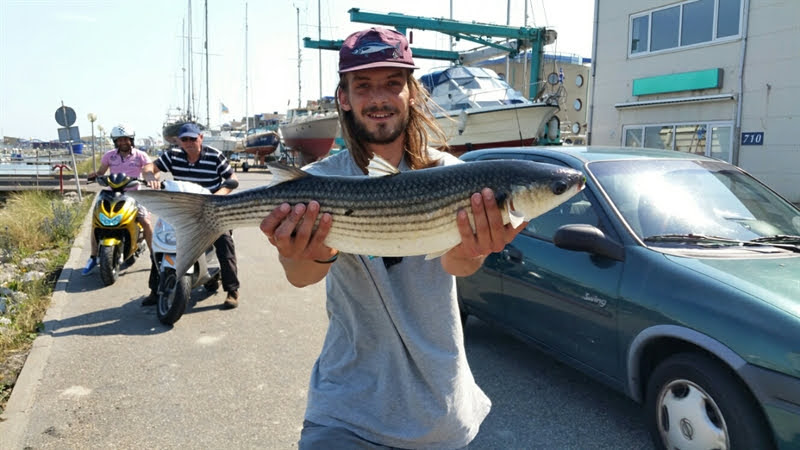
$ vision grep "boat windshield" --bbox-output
[588,159,800,242]
[420,66,530,111]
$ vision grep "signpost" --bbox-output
[54,102,82,200]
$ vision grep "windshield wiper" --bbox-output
[644,234,800,252]
[749,235,800,244]
[643,234,745,245]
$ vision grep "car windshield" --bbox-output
[588,159,800,242]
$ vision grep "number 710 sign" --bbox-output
[741,132,764,145]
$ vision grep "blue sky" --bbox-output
[0,0,594,143]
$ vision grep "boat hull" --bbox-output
[279,113,339,161]
[245,131,280,163]
[434,103,559,155]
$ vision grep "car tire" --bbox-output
[645,352,774,450]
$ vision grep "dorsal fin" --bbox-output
[266,162,309,186]
[367,154,400,177]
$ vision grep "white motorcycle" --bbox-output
[151,180,221,325]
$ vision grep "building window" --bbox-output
[623,122,733,162]
[631,15,649,54]
[717,0,741,38]
[651,6,680,52]
[682,0,714,46]
[573,99,583,111]
[629,0,741,56]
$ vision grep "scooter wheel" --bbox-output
[98,245,120,286]
[157,268,191,325]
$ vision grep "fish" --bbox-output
[130,155,585,278]
[351,41,400,56]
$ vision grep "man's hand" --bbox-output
[441,188,527,277]
[260,201,337,287]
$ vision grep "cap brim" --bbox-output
[339,61,418,74]
[178,132,199,138]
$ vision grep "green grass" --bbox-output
[0,190,93,411]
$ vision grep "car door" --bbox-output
[457,152,525,322]
[500,156,624,377]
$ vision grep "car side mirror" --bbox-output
[553,224,625,261]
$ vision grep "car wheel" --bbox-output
[645,352,774,450]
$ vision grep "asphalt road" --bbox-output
[0,171,654,449]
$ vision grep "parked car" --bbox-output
[458,146,800,449]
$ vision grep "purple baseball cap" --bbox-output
[339,27,418,73]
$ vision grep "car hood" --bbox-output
[665,254,800,319]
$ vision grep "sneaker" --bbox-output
[222,290,239,309]
[141,291,158,306]
[81,257,97,276]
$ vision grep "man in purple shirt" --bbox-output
[82,124,155,291]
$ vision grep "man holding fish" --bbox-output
[131,26,583,449]
[261,27,529,449]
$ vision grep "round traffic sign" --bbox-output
[55,106,77,127]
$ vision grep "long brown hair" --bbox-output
[336,71,450,173]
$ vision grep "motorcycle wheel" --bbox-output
[157,268,192,326]
[98,245,120,286]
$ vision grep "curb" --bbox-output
[0,194,95,449]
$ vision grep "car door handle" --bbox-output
[503,247,523,263]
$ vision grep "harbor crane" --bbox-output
[303,8,558,102]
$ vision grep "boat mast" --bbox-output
[296,6,302,109]
[245,1,249,129]
[182,19,187,115]
[187,0,195,120]
[318,0,322,101]
[205,0,210,128]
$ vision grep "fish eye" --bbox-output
[551,180,568,195]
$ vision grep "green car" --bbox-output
[458,146,800,449]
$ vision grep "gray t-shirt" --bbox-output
[302,149,491,449]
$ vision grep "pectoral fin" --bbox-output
[367,154,400,177]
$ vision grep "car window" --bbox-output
[589,159,800,240]
[524,189,600,241]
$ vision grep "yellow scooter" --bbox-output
[90,174,146,286]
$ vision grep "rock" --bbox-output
[23,271,45,283]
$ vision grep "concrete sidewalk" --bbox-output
[0,172,328,449]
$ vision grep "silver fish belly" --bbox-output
[131,159,584,277]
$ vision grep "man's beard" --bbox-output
[350,107,409,144]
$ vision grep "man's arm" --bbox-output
[87,161,109,180]
[260,201,336,287]
[214,172,239,196]
[141,162,162,189]
[441,188,526,277]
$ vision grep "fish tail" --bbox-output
[133,191,225,278]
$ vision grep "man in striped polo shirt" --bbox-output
[142,123,242,309]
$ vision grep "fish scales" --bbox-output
[131,159,584,277]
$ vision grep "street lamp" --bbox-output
[97,125,105,155]
[87,113,97,174]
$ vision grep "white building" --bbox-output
[589,0,800,202]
